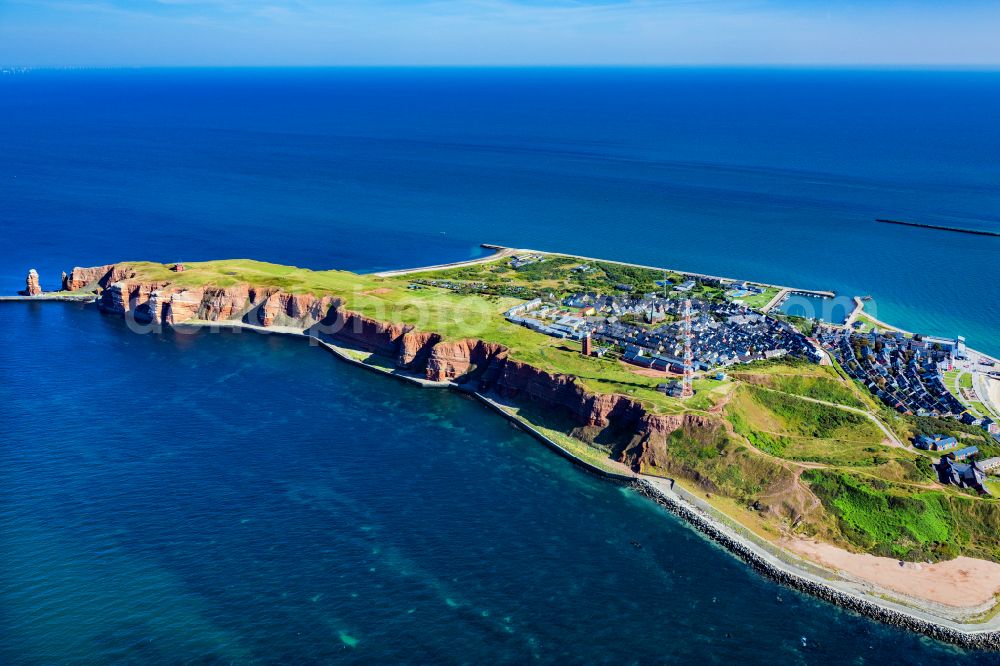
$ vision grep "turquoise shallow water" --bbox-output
[1,69,998,662]
[0,301,982,663]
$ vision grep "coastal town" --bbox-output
[495,252,998,405]
[821,328,968,418]
[504,291,820,372]
[10,246,1000,649]
[480,253,1000,475]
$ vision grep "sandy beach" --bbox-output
[988,376,1000,414]
[786,538,1000,608]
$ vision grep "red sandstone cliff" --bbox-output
[490,359,644,426]
[615,412,722,472]
[62,264,136,291]
[398,330,441,370]
[78,262,718,468]
[425,339,508,382]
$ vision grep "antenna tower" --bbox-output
[682,298,694,397]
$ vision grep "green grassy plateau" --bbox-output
[121,256,1000,564]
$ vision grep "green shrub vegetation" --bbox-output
[804,470,1000,562]
[726,384,895,466]
[803,470,953,560]
[731,365,867,410]
[738,384,877,440]
[122,258,1000,564]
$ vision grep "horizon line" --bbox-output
[5,64,1000,72]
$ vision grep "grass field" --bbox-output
[725,383,890,465]
[126,259,724,414]
[734,287,780,310]
[730,362,868,410]
[416,253,771,305]
[853,312,884,334]
[943,370,989,417]
[122,259,1000,564]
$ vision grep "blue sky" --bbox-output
[1,1,998,66]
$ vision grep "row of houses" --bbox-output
[911,432,998,494]
[915,434,960,451]
[960,412,999,434]
[509,254,543,269]
[920,439,998,495]
[823,330,965,418]
[938,454,990,495]
[506,293,822,372]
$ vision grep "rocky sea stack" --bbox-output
[19,269,42,296]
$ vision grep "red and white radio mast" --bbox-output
[681,298,694,397]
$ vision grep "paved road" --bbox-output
[760,288,790,314]
[844,296,866,328]
[973,366,1000,421]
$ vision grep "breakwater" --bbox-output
[631,479,1000,651]
[242,320,1000,650]
[479,245,838,298]
[14,267,1000,650]
[0,293,96,303]
[876,218,1000,238]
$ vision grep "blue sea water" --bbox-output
[0,68,997,352]
[0,302,978,663]
[780,294,852,325]
[1,68,999,662]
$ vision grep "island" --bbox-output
[10,246,1000,649]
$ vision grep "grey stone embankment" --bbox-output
[630,479,1000,651]
[0,293,96,302]
[13,286,1000,650]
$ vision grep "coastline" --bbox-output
[7,249,1000,650]
[0,292,96,303]
[990,379,1000,415]
[631,479,1000,650]
[163,316,1000,650]
[372,245,518,278]
[467,244,837,298]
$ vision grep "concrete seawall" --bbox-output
[0,293,96,303]
[469,391,638,484]
[8,296,1000,649]
[631,480,1000,651]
